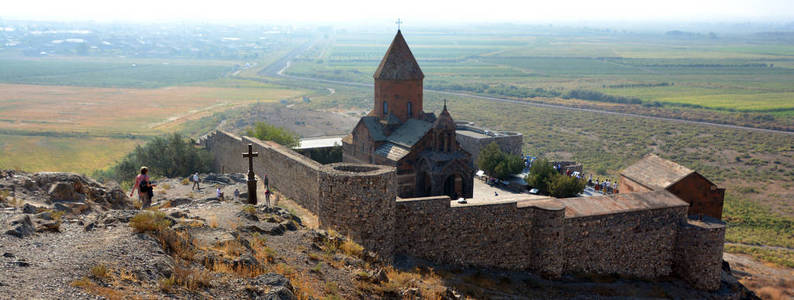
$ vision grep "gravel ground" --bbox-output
[0,217,165,299]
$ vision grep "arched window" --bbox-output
[383,101,388,115]
[407,102,412,117]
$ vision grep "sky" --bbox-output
[2,0,793,24]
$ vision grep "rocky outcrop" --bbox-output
[4,215,35,238]
[0,170,130,211]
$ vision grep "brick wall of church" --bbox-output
[375,79,423,122]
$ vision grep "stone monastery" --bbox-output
[203,30,728,291]
[342,30,474,199]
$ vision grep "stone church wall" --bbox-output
[394,197,566,275]
[204,130,724,290]
[673,216,726,291]
[242,136,324,215]
[203,131,247,174]
[319,163,396,259]
[455,122,523,163]
[561,206,688,279]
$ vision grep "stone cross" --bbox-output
[243,144,258,204]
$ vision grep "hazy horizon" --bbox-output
[2,0,793,26]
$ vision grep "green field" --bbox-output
[288,30,794,126]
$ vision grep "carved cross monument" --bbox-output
[243,144,258,204]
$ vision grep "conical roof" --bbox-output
[433,100,455,130]
[373,30,424,81]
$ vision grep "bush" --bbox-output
[525,159,556,194]
[95,133,212,184]
[90,264,109,280]
[129,211,172,233]
[477,142,524,180]
[245,122,299,148]
[548,174,586,198]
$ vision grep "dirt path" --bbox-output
[724,252,794,298]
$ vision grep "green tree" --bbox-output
[95,133,212,184]
[477,142,524,180]
[525,158,557,194]
[245,122,300,148]
[548,174,586,198]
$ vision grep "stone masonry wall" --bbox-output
[673,216,726,291]
[204,131,247,174]
[206,130,724,290]
[395,198,566,273]
[243,137,323,214]
[319,163,397,259]
[562,206,688,279]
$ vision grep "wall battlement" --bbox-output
[204,130,725,291]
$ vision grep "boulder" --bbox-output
[232,254,260,270]
[280,220,297,231]
[5,215,35,238]
[239,222,285,236]
[35,219,60,233]
[236,211,259,222]
[245,273,295,300]
[48,182,80,201]
[22,203,42,214]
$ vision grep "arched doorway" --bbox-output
[444,174,464,199]
[416,171,432,197]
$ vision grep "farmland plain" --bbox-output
[287,30,794,128]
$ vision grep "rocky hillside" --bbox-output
[0,171,760,299]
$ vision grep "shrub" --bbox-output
[94,133,212,184]
[244,122,299,148]
[173,265,212,290]
[158,276,176,292]
[90,264,109,280]
[548,174,586,198]
[477,142,524,180]
[340,239,364,258]
[242,204,256,215]
[525,158,556,194]
[129,211,171,233]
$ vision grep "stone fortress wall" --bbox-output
[203,130,725,291]
[455,121,523,162]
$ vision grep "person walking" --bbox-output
[234,188,240,201]
[192,172,200,190]
[216,186,224,201]
[264,187,271,207]
[130,166,155,209]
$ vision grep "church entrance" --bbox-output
[444,174,463,199]
[416,171,432,197]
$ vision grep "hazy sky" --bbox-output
[2,0,793,24]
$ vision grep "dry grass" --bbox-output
[129,210,171,233]
[70,277,127,300]
[158,276,176,292]
[340,239,364,258]
[757,286,788,300]
[157,229,195,261]
[250,237,276,264]
[353,265,446,298]
[207,215,219,228]
[209,260,267,278]
[242,204,257,215]
[90,264,109,280]
[172,265,212,291]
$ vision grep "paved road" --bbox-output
[257,41,794,136]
